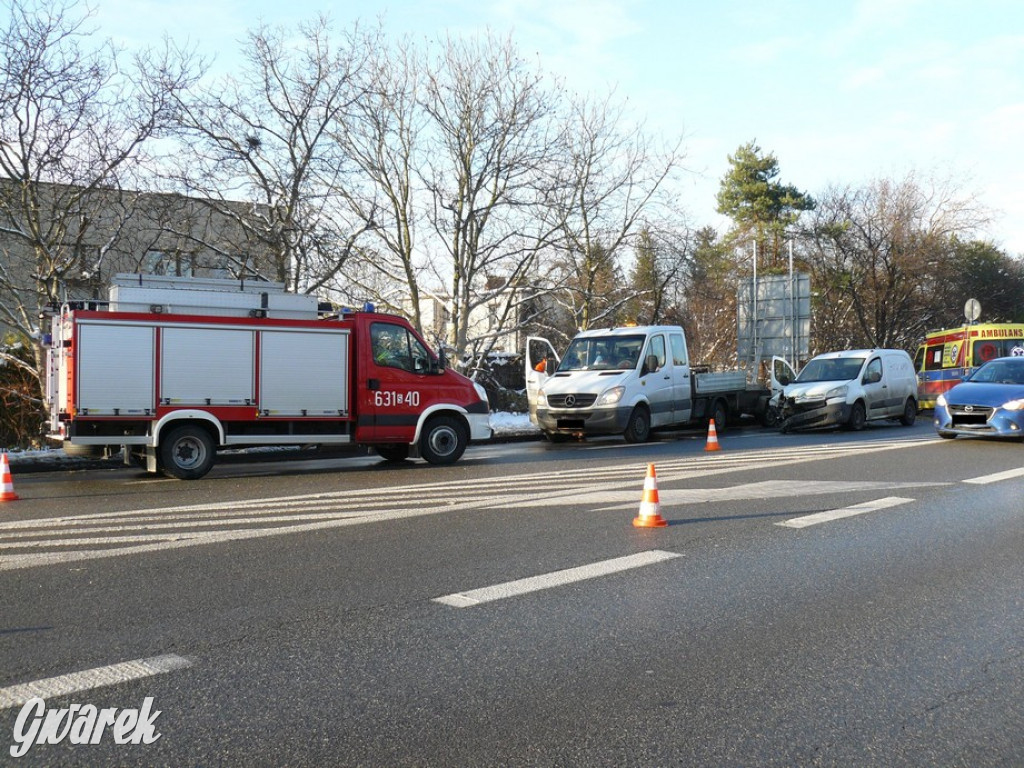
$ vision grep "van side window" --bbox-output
[865,357,883,382]
[670,334,687,366]
[645,335,667,372]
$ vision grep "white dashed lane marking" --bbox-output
[433,550,682,608]
[776,497,916,528]
[963,467,1024,484]
[0,654,194,710]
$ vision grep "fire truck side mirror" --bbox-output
[433,348,447,374]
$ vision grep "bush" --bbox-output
[1,341,46,449]
[461,352,528,413]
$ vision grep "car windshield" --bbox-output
[794,356,865,383]
[556,335,645,372]
[966,358,1024,385]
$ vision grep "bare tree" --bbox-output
[0,0,199,379]
[675,227,739,368]
[328,35,429,326]
[169,16,376,292]
[545,91,686,333]
[417,32,562,361]
[803,173,990,351]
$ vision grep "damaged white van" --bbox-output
[777,349,918,432]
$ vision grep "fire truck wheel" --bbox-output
[375,444,410,462]
[419,416,467,465]
[159,424,215,480]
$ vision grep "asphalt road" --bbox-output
[0,420,1022,766]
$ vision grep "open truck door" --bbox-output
[771,356,797,391]
[525,336,560,426]
[764,356,798,427]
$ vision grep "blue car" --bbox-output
[934,356,1024,440]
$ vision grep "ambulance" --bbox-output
[914,323,1024,409]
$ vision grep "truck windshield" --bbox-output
[794,357,865,383]
[556,335,645,372]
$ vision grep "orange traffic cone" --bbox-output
[705,419,721,452]
[633,463,668,528]
[0,452,19,501]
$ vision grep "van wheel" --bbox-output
[847,401,867,431]
[419,416,467,465]
[899,398,917,426]
[159,425,215,480]
[623,405,651,443]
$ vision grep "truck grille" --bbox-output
[546,393,597,408]
[948,403,993,427]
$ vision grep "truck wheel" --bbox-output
[899,398,917,426]
[623,405,651,443]
[375,444,410,462]
[419,416,467,465]
[847,401,867,431]
[159,424,215,480]
[710,401,728,435]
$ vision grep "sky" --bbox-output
[83,0,1024,254]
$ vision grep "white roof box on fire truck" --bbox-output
[107,273,322,320]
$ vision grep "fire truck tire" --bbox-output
[375,444,410,462]
[419,416,467,465]
[159,424,216,480]
[899,398,917,426]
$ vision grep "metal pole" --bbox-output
[752,240,757,372]
[788,240,795,368]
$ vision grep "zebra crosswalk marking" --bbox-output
[0,437,937,571]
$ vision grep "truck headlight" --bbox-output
[825,384,848,400]
[473,382,488,402]
[537,390,548,407]
[596,386,625,406]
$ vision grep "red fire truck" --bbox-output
[45,274,491,479]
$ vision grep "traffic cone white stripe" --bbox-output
[705,419,721,452]
[633,463,667,527]
[1,452,19,502]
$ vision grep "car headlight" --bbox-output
[825,384,848,400]
[474,382,488,403]
[1002,398,1024,411]
[596,386,625,406]
[936,394,947,407]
